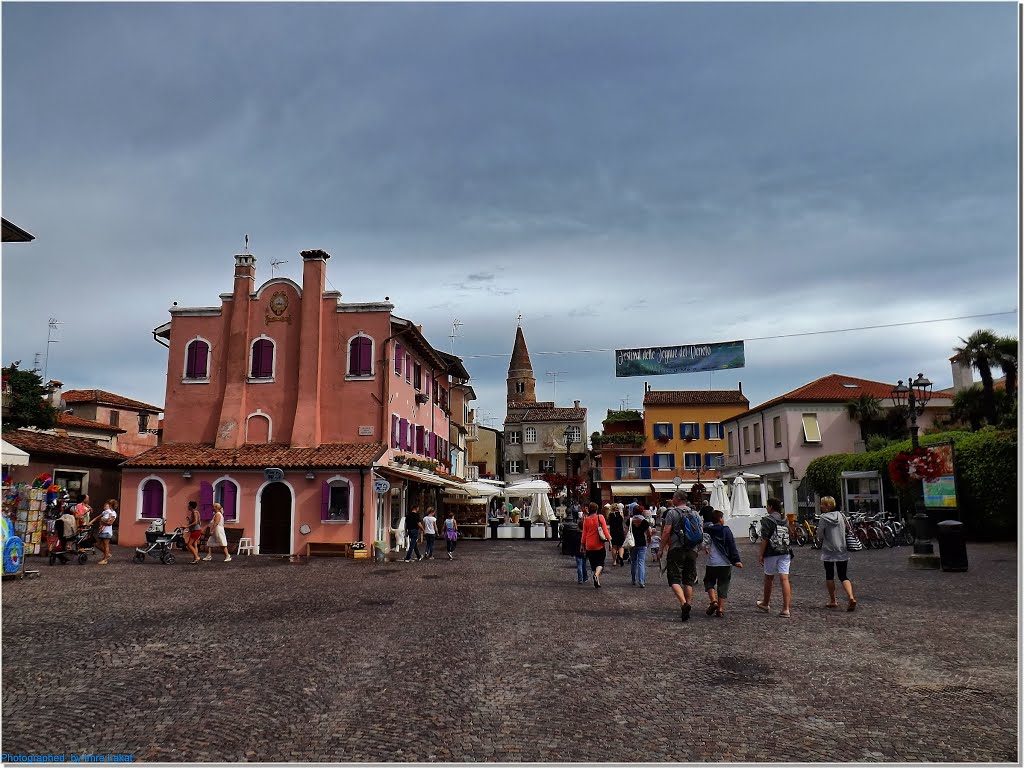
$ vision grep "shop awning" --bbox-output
[652,482,693,493]
[1,438,30,467]
[610,483,653,497]
[377,464,448,488]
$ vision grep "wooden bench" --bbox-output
[305,542,353,558]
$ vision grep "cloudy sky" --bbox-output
[2,2,1018,433]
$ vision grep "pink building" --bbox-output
[60,388,162,457]
[120,250,468,555]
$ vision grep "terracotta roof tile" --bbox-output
[508,326,534,374]
[520,408,587,422]
[57,413,126,434]
[2,430,127,464]
[644,390,749,406]
[123,442,387,469]
[751,374,953,413]
[507,401,555,410]
[62,389,163,413]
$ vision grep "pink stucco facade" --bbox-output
[120,250,463,554]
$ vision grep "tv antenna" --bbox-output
[270,259,288,277]
[449,319,463,354]
[244,234,250,253]
[546,371,567,403]
[32,352,42,373]
[620,394,632,411]
[43,317,64,382]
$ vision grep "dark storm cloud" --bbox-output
[2,2,1017,426]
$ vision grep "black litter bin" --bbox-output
[936,520,968,572]
[489,519,501,540]
[562,523,581,556]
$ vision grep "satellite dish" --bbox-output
[299,524,311,535]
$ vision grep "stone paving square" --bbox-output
[1,539,1018,762]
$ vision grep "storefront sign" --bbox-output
[264,467,285,482]
[373,479,391,495]
[615,340,745,377]
[922,443,957,509]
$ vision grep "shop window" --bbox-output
[139,477,164,519]
[773,416,782,447]
[348,335,373,377]
[802,414,822,443]
[524,427,536,444]
[214,478,239,522]
[680,422,699,440]
[250,337,275,379]
[321,478,352,522]
[185,339,210,380]
[654,453,675,470]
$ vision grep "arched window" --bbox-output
[214,478,239,523]
[524,427,537,444]
[321,477,353,522]
[246,411,272,443]
[184,338,210,380]
[250,337,275,379]
[515,381,525,394]
[139,477,165,520]
[348,335,373,377]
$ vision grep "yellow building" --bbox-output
[642,388,749,504]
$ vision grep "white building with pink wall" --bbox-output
[121,249,471,555]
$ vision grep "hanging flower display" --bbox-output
[888,446,945,488]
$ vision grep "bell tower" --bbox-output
[507,325,537,406]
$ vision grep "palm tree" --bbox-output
[951,385,985,431]
[845,394,883,441]
[994,335,1018,402]
[954,329,1000,425]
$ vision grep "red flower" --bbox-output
[888,446,944,487]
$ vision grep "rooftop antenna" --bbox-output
[516,313,523,327]
[244,234,250,253]
[43,317,64,382]
[449,318,463,354]
[270,259,288,277]
[32,352,42,373]
[546,371,567,403]
[620,394,631,411]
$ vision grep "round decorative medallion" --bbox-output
[270,290,289,317]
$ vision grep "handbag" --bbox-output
[623,524,636,548]
[596,516,608,543]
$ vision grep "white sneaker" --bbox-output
[224,555,232,562]
[448,552,453,560]
[202,555,213,561]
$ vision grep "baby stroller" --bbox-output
[133,527,187,565]
[47,516,93,565]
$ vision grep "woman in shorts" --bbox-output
[580,502,612,589]
[91,499,118,565]
[184,501,203,564]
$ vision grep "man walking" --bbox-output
[404,504,424,562]
[628,507,652,588]
[657,491,704,621]
[757,497,793,617]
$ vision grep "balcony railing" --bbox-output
[466,465,480,481]
[724,453,741,467]
[466,423,479,442]
[616,468,652,480]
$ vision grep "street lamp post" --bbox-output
[563,425,576,523]
[891,373,939,568]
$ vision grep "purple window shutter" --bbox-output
[199,481,214,521]
[359,338,371,375]
[261,340,274,377]
[252,339,273,378]
[428,432,434,459]
[251,341,261,378]
[188,341,208,379]
[222,481,237,521]
[416,426,424,455]
[394,343,402,374]
[406,354,411,380]
[426,375,431,398]
[399,419,407,451]
[391,415,399,448]
[348,339,359,375]
[321,481,330,521]
[143,480,160,518]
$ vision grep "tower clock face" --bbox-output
[270,291,289,316]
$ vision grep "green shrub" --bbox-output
[805,429,1016,540]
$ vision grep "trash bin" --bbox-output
[550,520,560,541]
[561,523,581,556]
[522,519,532,540]
[489,519,501,540]
[936,520,968,572]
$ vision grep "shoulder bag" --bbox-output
[623,522,636,548]
[596,516,608,543]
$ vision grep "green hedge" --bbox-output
[805,429,1017,540]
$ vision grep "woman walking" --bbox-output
[815,496,857,611]
[443,510,459,560]
[608,503,626,566]
[91,499,118,565]
[581,502,612,588]
[202,503,232,562]
[184,501,203,564]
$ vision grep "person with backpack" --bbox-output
[581,502,612,588]
[815,496,857,611]
[757,497,793,617]
[657,490,705,621]
[703,508,743,617]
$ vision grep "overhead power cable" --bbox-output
[460,310,1018,359]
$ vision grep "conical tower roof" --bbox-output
[508,326,534,375]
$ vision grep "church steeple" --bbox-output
[507,325,537,406]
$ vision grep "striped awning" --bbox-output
[610,483,653,497]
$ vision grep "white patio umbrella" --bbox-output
[530,492,556,522]
[504,479,552,495]
[729,476,752,518]
[464,481,505,498]
[709,479,730,517]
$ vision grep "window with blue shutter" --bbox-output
[653,423,672,440]
[640,456,651,479]
[680,422,698,440]
[615,456,624,479]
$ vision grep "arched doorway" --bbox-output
[259,482,292,555]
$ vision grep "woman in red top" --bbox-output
[581,502,612,588]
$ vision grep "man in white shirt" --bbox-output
[422,507,438,560]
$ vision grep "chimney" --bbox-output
[46,379,64,409]
[950,354,973,393]
[292,249,330,448]
[574,400,580,409]
[738,381,743,394]
[215,254,257,449]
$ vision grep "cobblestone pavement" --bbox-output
[1,538,1017,762]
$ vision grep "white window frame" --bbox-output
[622,456,643,478]
[323,475,354,523]
[653,422,672,440]
[248,334,277,383]
[653,452,674,470]
[706,422,723,440]
[680,422,699,440]
[136,474,167,521]
[508,460,522,474]
[802,413,822,443]
[211,476,241,523]
[566,425,582,444]
[245,409,273,443]
[345,332,376,381]
[524,427,537,444]
[683,452,702,470]
[507,431,521,445]
[182,335,212,383]
[539,457,556,472]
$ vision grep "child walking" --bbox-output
[703,509,743,617]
